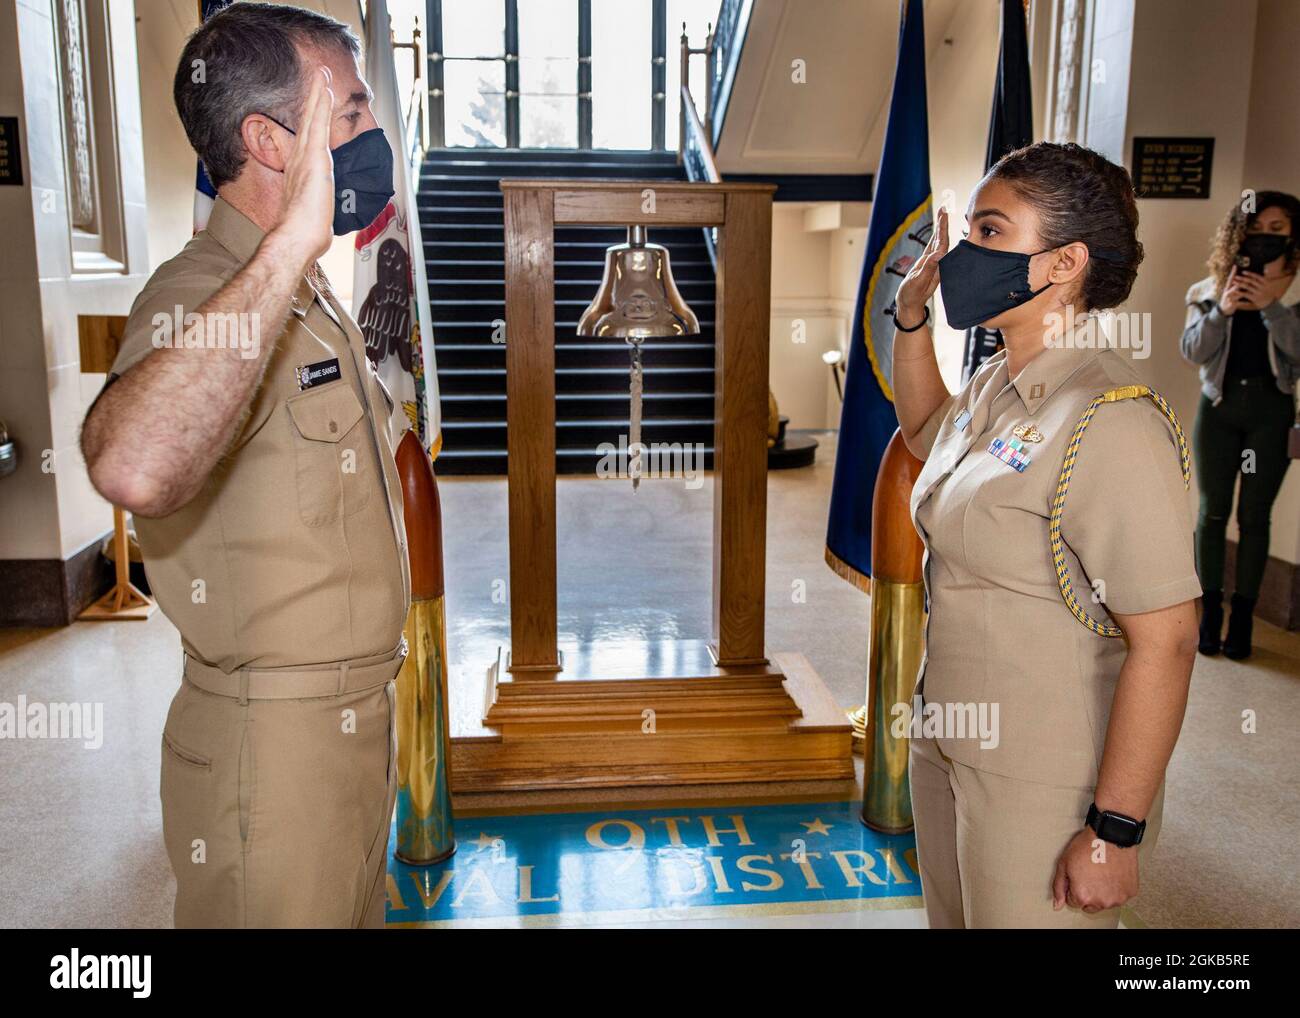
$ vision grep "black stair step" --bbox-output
[417,175,508,191]
[440,390,715,419]
[428,278,715,300]
[423,239,709,256]
[434,341,715,370]
[442,416,714,447]
[429,322,716,342]
[433,447,715,478]
[419,220,710,244]
[421,160,681,175]
[425,147,680,164]
[427,295,714,323]
[437,365,714,395]
[424,257,713,282]
[419,190,505,208]
[419,170,685,186]
[420,205,503,225]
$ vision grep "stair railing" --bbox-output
[405,79,427,172]
[678,23,715,167]
[680,81,720,269]
[707,0,753,150]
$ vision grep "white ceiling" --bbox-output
[716,0,965,175]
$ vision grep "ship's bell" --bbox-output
[576,225,700,338]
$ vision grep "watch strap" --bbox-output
[1086,802,1146,847]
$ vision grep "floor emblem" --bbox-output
[386,800,921,927]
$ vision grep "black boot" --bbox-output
[1198,590,1223,656]
[1223,594,1256,660]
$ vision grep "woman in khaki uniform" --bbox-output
[891,142,1201,928]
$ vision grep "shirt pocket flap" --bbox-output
[287,383,365,443]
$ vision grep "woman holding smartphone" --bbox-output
[1181,192,1300,660]
[891,142,1200,928]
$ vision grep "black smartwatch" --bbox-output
[1085,803,1146,848]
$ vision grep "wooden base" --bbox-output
[79,581,155,621]
[78,506,156,622]
[449,642,853,792]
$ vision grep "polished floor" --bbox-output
[1,431,1298,928]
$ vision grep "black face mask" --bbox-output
[1235,232,1293,274]
[938,240,1055,331]
[262,117,395,236]
[328,128,395,235]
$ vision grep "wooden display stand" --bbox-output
[77,314,156,621]
[448,180,852,791]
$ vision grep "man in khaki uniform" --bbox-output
[906,316,1200,928]
[82,4,408,927]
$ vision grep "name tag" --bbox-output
[953,409,971,432]
[296,358,341,390]
[988,435,1032,472]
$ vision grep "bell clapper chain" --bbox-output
[628,337,644,490]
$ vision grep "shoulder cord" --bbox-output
[1049,384,1191,637]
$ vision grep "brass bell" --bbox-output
[576,226,700,338]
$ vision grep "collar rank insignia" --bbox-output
[988,435,1032,472]
[1012,423,1044,443]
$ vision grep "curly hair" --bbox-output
[1207,190,1300,295]
[985,142,1144,312]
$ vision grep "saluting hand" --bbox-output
[1052,828,1139,916]
[275,66,336,269]
[895,205,949,328]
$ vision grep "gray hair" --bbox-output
[173,2,359,188]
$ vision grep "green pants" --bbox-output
[1193,380,1294,599]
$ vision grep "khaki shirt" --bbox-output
[909,323,1200,788]
[109,197,410,672]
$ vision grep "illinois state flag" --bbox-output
[825,0,932,590]
[353,0,441,457]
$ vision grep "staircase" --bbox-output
[418,148,717,475]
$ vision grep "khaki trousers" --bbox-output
[909,734,1164,929]
[159,646,404,928]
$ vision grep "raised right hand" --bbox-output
[274,66,336,268]
[896,205,949,327]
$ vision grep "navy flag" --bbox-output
[825,0,931,591]
[961,0,1034,383]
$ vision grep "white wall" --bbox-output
[0,0,151,562]
[1243,0,1300,565]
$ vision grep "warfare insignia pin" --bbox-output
[1012,423,1044,443]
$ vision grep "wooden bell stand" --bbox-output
[447,179,852,791]
[76,314,156,621]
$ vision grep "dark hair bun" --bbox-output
[988,141,1144,311]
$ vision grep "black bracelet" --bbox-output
[888,304,929,332]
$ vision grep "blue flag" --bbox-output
[825,0,932,591]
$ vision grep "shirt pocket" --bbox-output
[286,382,373,527]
